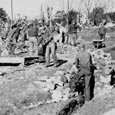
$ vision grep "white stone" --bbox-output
[100,75,110,83]
[65,74,70,82]
[95,82,102,86]
[63,88,70,95]
[52,90,63,102]
[62,94,69,101]
[103,109,115,115]
[104,85,113,90]
[45,82,55,90]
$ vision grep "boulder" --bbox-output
[62,88,71,100]
[100,75,111,83]
[103,109,115,115]
[65,74,70,82]
[104,85,113,90]
[52,90,63,102]
[45,82,55,90]
[59,75,68,84]
[55,79,64,87]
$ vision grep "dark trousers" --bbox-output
[45,41,57,66]
[100,34,105,41]
[69,68,95,101]
[68,33,77,46]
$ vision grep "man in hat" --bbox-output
[27,23,39,56]
[44,26,58,67]
[68,20,81,46]
[98,23,107,41]
[69,43,95,102]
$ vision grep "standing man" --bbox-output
[98,23,107,41]
[44,26,58,67]
[68,20,81,46]
[69,43,95,102]
[27,23,38,56]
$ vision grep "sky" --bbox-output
[0,0,115,19]
[0,0,63,19]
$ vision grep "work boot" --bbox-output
[45,64,51,68]
[53,63,58,67]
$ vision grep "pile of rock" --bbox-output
[87,49,112,65]
[86,49,115,97]
[33,71,72,103]
[94,71,113,97]
[94,67,114,97]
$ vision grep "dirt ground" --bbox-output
[0,27,115,115]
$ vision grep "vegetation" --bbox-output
[0,8,7,23]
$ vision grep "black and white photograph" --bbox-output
[0,0,115,114]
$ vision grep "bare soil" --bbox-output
[0,27,115,115]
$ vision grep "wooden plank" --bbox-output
[93,39,104,42]
[0,57,24,64]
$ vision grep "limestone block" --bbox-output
[65,74,70,82]
[52,90,63,102]
[100,75,110,83]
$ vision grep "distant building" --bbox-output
[53,11,65,20]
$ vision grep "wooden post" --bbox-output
[11,0,14,25]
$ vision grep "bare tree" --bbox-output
[82,0,106,23]
[83,0,93,20]
[58,0,75,26]
[101,0,115,13]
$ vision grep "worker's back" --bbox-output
[76,51,92,69]
[98,25,107,35]
[28,26,38,37]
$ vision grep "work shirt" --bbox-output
[68,24,80,34]
[98,26,107,35]
[28,26,38,37]
[75,51,92,70]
